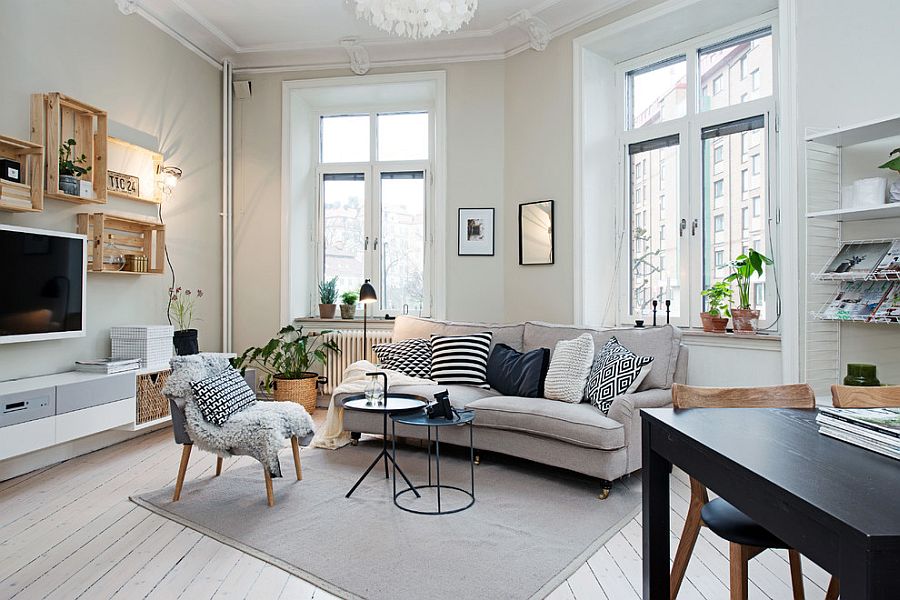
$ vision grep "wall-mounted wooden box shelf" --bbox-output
[31,93,108,204]
[76,212,165,274]
[0,134,43,212]
[107,137,164,204]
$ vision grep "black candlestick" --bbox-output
[665,300,671,324]
[651,300,658,327]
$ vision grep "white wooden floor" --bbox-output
[0,412,834,600]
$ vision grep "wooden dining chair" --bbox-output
[820,384,900,599]
[670,383,815,600]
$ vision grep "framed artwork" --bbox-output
[519,199,554,265]
[458,208,495,256]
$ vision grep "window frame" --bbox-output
[616,15,779,330]
[315,107,434,317]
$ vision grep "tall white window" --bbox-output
[621,23,776,329]
[318,111,432,316]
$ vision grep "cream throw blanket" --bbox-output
[310,360,434,450]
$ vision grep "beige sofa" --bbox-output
[339,316,687,493]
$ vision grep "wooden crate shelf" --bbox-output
[31,93,108,204]
[0,134,43,212]
[76,212,165,274]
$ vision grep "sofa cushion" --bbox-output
[430,332,492,388]
[389,383,501,411]
[585,337,654,414]
[523,322,681,391]
[393,315,525,352]
[544,333,595,403]
[467,396,625,450]
[372,338,432,378]
[486,344,550,398]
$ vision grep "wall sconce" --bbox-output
[157,165,183,197]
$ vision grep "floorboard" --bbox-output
[0,413,833,599]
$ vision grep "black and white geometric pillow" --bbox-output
[190,367,257,427]
[373,338,432,379]
[430,332,493,388]
[585,336,654,414]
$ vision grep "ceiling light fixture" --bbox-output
[353,0,478,39]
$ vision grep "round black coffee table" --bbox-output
[390,409,476,515]
[341,392,427,499]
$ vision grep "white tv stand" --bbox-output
[0,371,138,461]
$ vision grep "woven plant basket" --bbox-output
[273,373,319,413]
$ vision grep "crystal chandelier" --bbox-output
[353,0,478,39]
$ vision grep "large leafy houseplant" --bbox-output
[233,324,340,398]
[724,248,773,333]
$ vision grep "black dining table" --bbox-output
[641,407,900,600]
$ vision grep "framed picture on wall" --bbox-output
[458,208,495,256]
[519,199,554,265]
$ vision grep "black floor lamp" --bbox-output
[359,279,377,358]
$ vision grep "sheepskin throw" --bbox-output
[543,333,595,403]
[163,353,315,477]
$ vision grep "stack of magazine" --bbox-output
[818,240,900,322]
[75,357,142,374]
[817,406,900,460]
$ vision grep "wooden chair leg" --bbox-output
[671,479,708,599]
[788,549,806,600]
[263,467,275,507]
[824,577,840,600]
[729,543,751,600]
[173,444,192,502]
[215,456,223,476]
[290,436,302,481]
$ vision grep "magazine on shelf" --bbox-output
[871,285,900,323]
[819,281,893,320]
[874,240,900,275]
[74,357,142,374]
[823,241,893,275]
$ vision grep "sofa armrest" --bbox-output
[606,387,672,474]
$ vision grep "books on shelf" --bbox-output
[819,280,893,321]
[75,357,142,374]
[817,406,900,461]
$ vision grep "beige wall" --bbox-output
[233,61,507,352]
[0,0,223,381]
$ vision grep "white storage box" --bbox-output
[110,325,174,371]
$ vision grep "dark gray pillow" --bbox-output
[486,343,550,397]
[190,367,257,426]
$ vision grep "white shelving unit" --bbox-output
[804,115,900,396]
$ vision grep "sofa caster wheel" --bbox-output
[598,482,612,500]
[474,454,481,466]
[350,439,359,446]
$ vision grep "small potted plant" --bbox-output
[318,276,338,319]
[700,281,732,333]
[58,138,91,196]
[232,324,340,413]
[340,290,359,319]
[725,249,773,334]
[168,287,203,355]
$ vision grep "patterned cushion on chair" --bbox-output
[190,367,257,426]
[584,337,654,414]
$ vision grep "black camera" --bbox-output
[426,390,455,420]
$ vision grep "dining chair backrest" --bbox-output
[672,383,816,409]
[831,384,900,408]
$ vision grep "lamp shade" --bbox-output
[359,279,377,304]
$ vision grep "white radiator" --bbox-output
[319,330,394,395]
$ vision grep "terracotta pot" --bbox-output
[318,303,336,319]
[731,308,760,335]
[273,373,319,413]
[340,304,357,319]
[700,312,729,333]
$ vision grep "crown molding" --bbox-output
[129,0,640,73]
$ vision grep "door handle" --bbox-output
[373,238,379,250]
[364,236,369,250]
[691,218,699,236]
[679,219,687,237]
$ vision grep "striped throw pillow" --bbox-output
[429,332,493,388]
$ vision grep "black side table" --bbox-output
[391,410,476,515]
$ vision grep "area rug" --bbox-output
[132,441,641,600]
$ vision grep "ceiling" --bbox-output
[126,0,639,72]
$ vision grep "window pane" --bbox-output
[699,29,773,111]
[322,173,366,294]
[627,57,687,129]
[702,116,768,319]
[320,115,370,163]
[380,171,426,315]
[377,112,429,161]
[629,136,681,317]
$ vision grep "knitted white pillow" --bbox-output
[543,333,595,403]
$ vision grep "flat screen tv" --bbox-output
[0,224,86,344]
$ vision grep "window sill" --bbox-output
[682,328,781,351]
[294,317,395,329]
